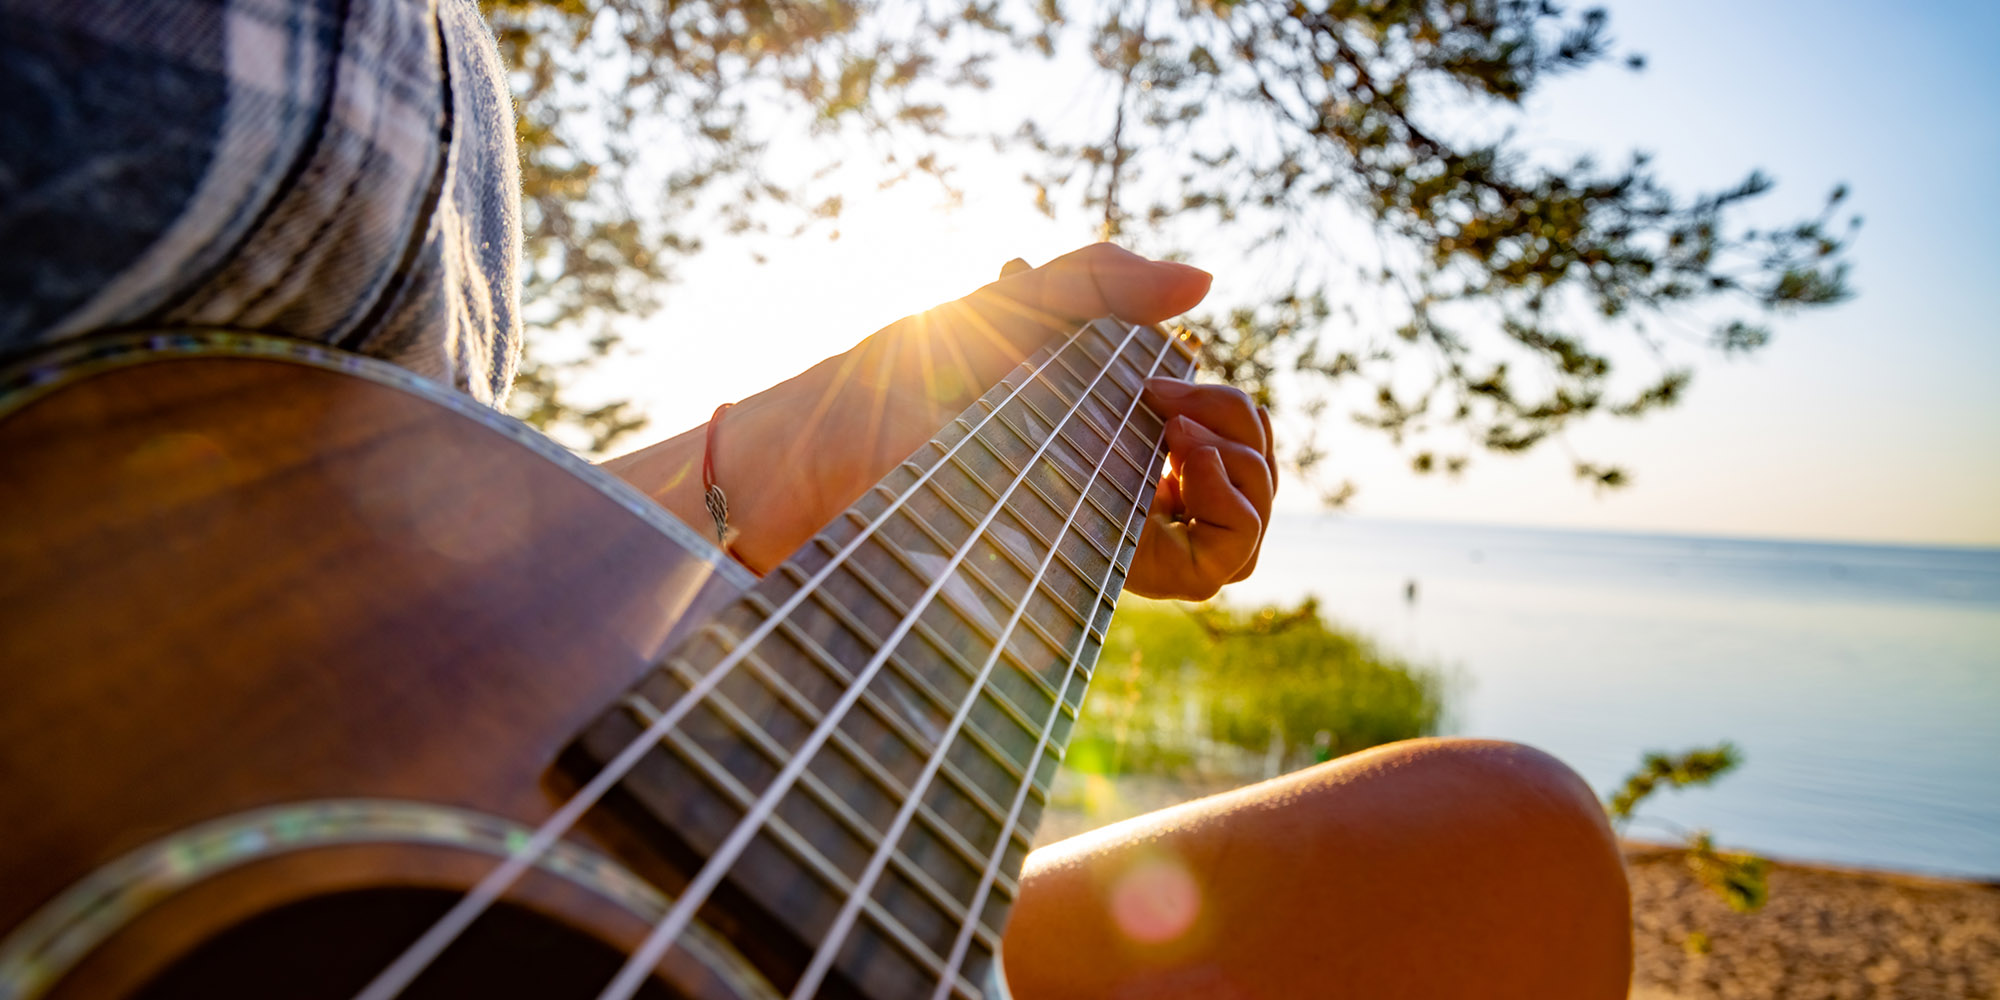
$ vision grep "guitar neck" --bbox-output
[567,318,1197,997]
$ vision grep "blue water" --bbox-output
[1217,515,2000,880]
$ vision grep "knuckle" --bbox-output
[1224,391,1261,429]
[1078,241,1122,266]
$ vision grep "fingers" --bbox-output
[1177,445,1261,542]
[1164,412,1272,587]
[1164,415,1273,512]
[1256,405,1277,499]
[1229,404,1277,582]
[1143,378,1266,457]
[1143,445,1261,597]
[1123,380,1277,600]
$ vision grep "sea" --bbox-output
[1211,515,2000,881]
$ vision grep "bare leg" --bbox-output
[1002,739,1632,999]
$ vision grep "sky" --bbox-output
[587,0,2000,548]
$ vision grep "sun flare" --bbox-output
[598,173,1084,451]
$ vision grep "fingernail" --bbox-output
[1157,260,1211,280]
[1146,377,1196,397]
[998,257,1031,279]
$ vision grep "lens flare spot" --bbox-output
[1109,855,1201,945]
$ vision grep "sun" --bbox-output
[599,169,1087,453]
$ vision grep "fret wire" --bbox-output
[730,598,1032,835]
[871,493,1092,669]
[789,325,1178,999]
[626,688,1011,956]
[903,460,1136,661]
[930,379,1180,999]
[842,501,1085,710]
[1035,343,1159,477]
[894,471,1099,639]
[1022,352,1154,488]
[773,572,1053,835]
[627,680,898,863]
[976,389,1146,508]
[832,504,1073,697]
[1072,324,1150,399]
[1043,320,1138,414]
[906,460,1120,663]
[360,329,1095,1000]
[780,556,1064,828]
[789,543,1061,754]
[1088,321,1186,437]
[935,432,1115,567]
[1080,316,1176,407]
[951,405,1136,542]
[617,696,987,998]
[867,478,1049,618]
[916,468,1136,664]
[980,394,1152,512]
[928,437,1121,572]
[750,577,1045,849]
[685,624,940,822]
[1067,324,1163,420]
[976,372,1152,516]
[670,636,1025,900]
[746,587,1049,845]
[750,572,992,747]
[972,421,1146,620]
[924,438,1125,639]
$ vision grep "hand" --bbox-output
[808,242,1214,511]
[1124,378,1276,600]
[975,251,1276,600]
[605,243,1215,575]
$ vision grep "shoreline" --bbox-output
[1621,838,2000,891]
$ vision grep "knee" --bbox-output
[1350,737,1619,848]
[1319,736,1627,893]
[1008,739,1632,999]
[1321,738,1634,993]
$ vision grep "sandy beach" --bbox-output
[1628,845,2000,999]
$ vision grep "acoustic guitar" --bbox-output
[0,317,1198,999]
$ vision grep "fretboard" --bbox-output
[567,318,1197,998]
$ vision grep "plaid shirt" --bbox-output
[0,0,521,405]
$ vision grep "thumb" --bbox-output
[994,243,1211,326]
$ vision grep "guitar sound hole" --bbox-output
[135,888,679,1000]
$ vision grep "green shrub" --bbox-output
[1065,597,1449,780]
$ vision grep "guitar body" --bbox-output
[2,322,1190,999]
[0,337,765,998]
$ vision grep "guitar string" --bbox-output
[590,322,1152,1000]
[929,353,1183,998]
[352,321,1099,1000]
[785,327,1175,998]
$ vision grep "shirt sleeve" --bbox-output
[0,0,524,406]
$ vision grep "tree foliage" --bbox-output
[1607,741,1741,821]
[483,0,1857,495]
[1610,742,1771,916]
